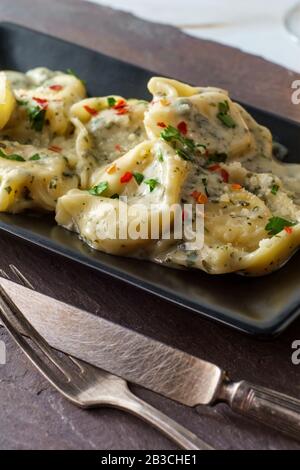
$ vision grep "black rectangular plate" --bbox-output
[1,22,300,337]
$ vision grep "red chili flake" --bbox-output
[284,226,293,234]
[231,183,242,190]
[157,122,167,128]
[113,99,127,110]
[115,144,122,152]
[177,121,187,135]
[49,85,63,91]
[197,193,208,204]
[116,107,128,115]
[120,171,133,183]
[33,97,48,109]
[208,164,221,172]
[84,105,98,116]
[190,190,208,203]
[221,169,229,183]
[48,145,62,153]
[191,190,200,201]
[112,99,129,115]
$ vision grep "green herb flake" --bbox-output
[160,125,203,161]
[16,99,28,106]
[144,178,159,192]
[27,105,46,132]
[218,100,230,114]
[0,149,25,162]
[206,152,228,165]
[271,184,279,195]
[4,186,12,194]
[158,151,164,162]
[88,181,109,196]
[176,148,193,161]
[217,113,236,128]
[133,172,144,185]
[107,97,117,107]
[217,100,236,128]
[29,153,41,161]
[265,216,296,236]
[160,125,181,142]
[202,177,209,197]
[111,193,119,199]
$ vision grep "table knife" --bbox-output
[1,277,300,441]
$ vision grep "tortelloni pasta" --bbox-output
[1,67,300,276]
[0,140,78,212]
[56,140,188,254]
[3,67,86,142]
[0,72,16,130]
[70,96,148,185]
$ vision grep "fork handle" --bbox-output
[112,386,212,450]
[222,380,300,441]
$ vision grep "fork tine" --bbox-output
[9,264,35,290]
[6,265,84,374]
[0,282,80,381]
[0,287,74,391]
[68,355,86,373]
[0,269,10,280]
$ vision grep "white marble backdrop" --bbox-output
[85,0,300,72]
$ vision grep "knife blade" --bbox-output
[0,277,223,406]
[1,277,300,441]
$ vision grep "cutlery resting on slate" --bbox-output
[1,276,300,442]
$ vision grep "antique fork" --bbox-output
[0,265,212,451]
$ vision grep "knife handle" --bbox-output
[222,380,300,441]
[114,385,213,451]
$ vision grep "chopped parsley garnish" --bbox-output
[271,184,279,195]
[217,100,236,128]
[29,153,41,161]
[158,150,164,162]
[0,148,25,161]
[265,216,296,236]
[27,105,46,132]
[160,125,182,142]
[160,125,204,161]
[4,186,12,194]
[66,68,86,86]
[206,152,227,166]
[133,172,144,185]
[88,181,109,196]
[144,178,159,192]
[107,97,117,107]
[176,149,193,161]
[218,100,230,114]
[201,177,209,197]
[16,99,28,106]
